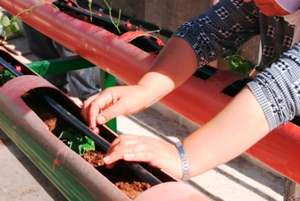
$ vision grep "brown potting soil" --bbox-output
[82,151,105,167]
[23,95,58,133]
[41,113,57,132]
[116,181,151,199]
[82,151,152,199]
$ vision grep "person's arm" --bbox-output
[183,87,268,176]
[185,41,300,176]
[82,0,260,131]
[103,87,268,178]
[104,42,300,178]
[81,37,197,132]
[138,36,199,102]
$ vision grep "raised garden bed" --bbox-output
[0,50,175,200]
[53,0,166,53]
[23,92,155,199]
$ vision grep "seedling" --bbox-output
[0,12,20,39]
[58,128,96,156]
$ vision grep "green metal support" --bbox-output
[102,71,117,132]
[28,56,93,76]
[28,56,118,132]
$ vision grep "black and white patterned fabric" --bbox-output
[175,0,259,66]
[248,42,300,130]
[174,0,298,130]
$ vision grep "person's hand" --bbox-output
[103,135,182,179]
[82,85,157,133]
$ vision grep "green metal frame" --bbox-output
[28,56,93,76]
[28,56,117,132]
[101,72,117,132]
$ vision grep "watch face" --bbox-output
[254,0,290,16]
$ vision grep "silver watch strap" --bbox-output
[174,140,189,180]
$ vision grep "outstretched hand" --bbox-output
[82,85,156,133]
[103,135,182,179]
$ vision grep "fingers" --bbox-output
[88,93,113,128]
[104,135,154,165]
[82,90,116,129]
[103,135,182,178]
[81,85,150,131]
[82,94,98,121]
[96,99,127,125]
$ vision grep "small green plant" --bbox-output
[0,0,57,39]
[87,0,93,22]
[0,68,15,85]
[82,0,122,33]
[58,128,96,155]
[226,54,253,76]
[0,12,21,39]
[103,0,121,34]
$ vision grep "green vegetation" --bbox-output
[0,68,15,86]
[0,11,21,39]
[226,54,253,76]
[58,128,96,156]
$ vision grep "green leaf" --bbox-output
[10,20,20,33]
[58,129,95,155]
[1,15,11,27]
[227,55,253,76]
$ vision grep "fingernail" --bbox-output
[97,115,106,124]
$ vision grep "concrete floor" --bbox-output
[0,130,67,201]
[0,34,286,201]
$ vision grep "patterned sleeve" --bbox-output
[175,0,260,66]
[247,42,300,130]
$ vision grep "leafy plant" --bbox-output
[58,128,96,155]
[0,68,15,85]
[0,12,21,39]
[81,0,121,33]
[103,0,121,34]
[0,0,58,39]
[226,54,253,76]
[87,0,93,22]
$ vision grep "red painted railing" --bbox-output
[1,0,299,183]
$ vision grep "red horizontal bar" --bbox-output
[1,0,299,183]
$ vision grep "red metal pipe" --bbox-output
[0,0,236,123]
[1,0,300,183]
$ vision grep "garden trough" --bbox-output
[0,0,300,186]
[0,50,176,201]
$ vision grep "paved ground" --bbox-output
[0,33,286,201]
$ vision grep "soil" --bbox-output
[24,96,153,200]
[82,151,105,167]
[23,95,58,133]
[82,151,152,199]
[40,113,57,132]
[116,181,151,199]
